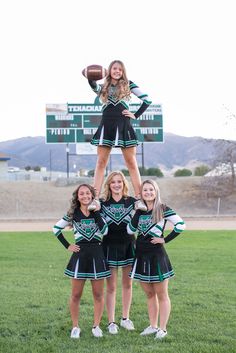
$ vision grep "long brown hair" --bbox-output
[100,60,131,103]
[102,171,129,201]
[67,184,96,219]
[140,180,164,223]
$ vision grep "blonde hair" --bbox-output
[67,184,96,219]
[141,179,164,223]
[100,60,131,103]
[102,171,129,201]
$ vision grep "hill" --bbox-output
[0,133,217,173]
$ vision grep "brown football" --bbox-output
[82,64,107,81]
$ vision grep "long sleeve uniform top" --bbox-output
[52,209,108,248]
[89,80,152,118]
[127,205,186,249]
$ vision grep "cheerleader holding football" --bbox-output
[82,60,152,211]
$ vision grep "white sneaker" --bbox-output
[92,326,103,338]
[88,199,101,211]
[108,322,119,334]
[120,318,135,331]
[70,326,81,338]
[140,325,158,336]
[135,200,147,212]
[155,328,167,339]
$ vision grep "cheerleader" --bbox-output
[100,171,136,334]
[127,180,186,339]
[87,60,152,211]
[52,184,111,339]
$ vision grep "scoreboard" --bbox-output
[46,103,163,143]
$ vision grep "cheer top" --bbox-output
[101,196,136,243]
[53,209,108,248]
[89,80,152,118]
[127,205,186,251]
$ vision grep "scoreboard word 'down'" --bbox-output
[46,103,163,143]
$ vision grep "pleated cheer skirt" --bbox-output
[64,243,111,280]
[130,243,175,283]
[102,240,135,268]
[91,105,139,148]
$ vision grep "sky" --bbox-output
[0,0,236,143]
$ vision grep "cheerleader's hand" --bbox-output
[150,237,165,244]
[68,244,80,252]
[122,110,136,119]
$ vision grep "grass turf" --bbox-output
[0,230,235,353]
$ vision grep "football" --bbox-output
[82,64,107,81]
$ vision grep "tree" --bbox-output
[137,167,164,176]
[212,139,236,189]
[146,167,164,177]
[137,166,146,175]
[88,170,95,177]
[121,169,129,176]
[201,107,236,195]
[194,165,211,176]
[25,166,31,171]
[174,168,192,177]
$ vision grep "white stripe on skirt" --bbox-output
[93,258,97,279]
[99,126,104,145]
[74,258,79,279]
[130,259,137,279]
[114,127,119,146]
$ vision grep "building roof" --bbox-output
[0,152,10,161]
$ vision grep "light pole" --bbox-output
[49,149,52,180]
[141,143,145,171]
[66,144,70,179]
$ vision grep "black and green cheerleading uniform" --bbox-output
[127,205,186,283]
[101,196,136,267]
[53,209,111,280]
[88,80,152,148]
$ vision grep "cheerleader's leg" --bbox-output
[121,146,141,197]
[153,279,170,331]
[140,281,159,329]
[122,265,133,320]
[93,146,112,196]
[91,278,105,327]
[70,279,86,328]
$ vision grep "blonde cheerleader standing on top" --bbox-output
[86,60,152,211]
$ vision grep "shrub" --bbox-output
[194,165,211,176]
[121,169,129,176]
[174,168,192,177]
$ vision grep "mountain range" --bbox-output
[0,133,217,173]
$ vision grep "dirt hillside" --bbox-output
[1,176,235,220]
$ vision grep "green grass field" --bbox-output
[0,230,235,353]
